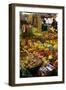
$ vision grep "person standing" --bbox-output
[51,18,57,29]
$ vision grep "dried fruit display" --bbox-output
[20,27,58,77]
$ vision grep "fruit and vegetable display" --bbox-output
[20,13,58,77]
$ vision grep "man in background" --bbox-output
[51,18,57,30]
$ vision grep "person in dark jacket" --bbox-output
[51,19,57,29]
